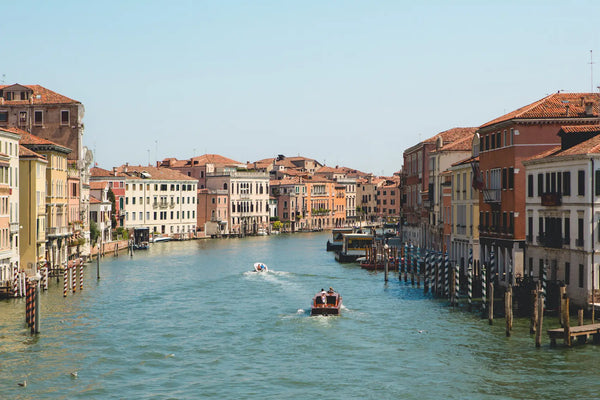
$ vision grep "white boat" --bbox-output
[257,228,268,236]
[152,236,171,243]
[253,262,268,272]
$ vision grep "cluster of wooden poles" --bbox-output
[391,242,593,347]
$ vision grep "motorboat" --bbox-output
[253,262,268,272]
[311,288,342,316]
[152,235,171,243]
[326,227,353,251]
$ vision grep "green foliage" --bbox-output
[90,220,100,245]
[272,220,282,230]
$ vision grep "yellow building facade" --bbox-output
[19,145,47,270]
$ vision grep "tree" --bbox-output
[90,220,100,245]
[107,187,117,228]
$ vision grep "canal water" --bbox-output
[1,232,600,399]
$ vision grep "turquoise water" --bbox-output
[1,232,600,399]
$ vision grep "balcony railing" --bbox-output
[483,188,501,204]
[538,234,563,249]
[541,192,562,206]
[47,226,70,237]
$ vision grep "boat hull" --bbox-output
[311,306,341,316]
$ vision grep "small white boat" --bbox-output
[253,262,268,272]
[152,236,171,243]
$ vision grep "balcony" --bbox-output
[538,234,563,249]
[47,226,71,238]
[483,188,501,204]
[541,192,562,206]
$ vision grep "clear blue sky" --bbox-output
[3,1,600,176]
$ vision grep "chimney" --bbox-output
[0,97,3,105]
[585,101,594,116]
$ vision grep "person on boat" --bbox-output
[320,289,327,307]
[328,287,335,294]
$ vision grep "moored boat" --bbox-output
[326,227,354,251]
[253,262,268,272]
[311,288,342,316]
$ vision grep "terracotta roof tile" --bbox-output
[91,166,119,177]
[424,127,478,145]
[481,93,600,128]
[90,181,108,190]
[115,165,197,181]
[0,84,79,105]
[18,144,46,160]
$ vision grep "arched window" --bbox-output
[224,183,228,190]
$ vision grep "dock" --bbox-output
[547,323,600,347]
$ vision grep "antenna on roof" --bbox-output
[589,50,595,93]
[0,74,4,84]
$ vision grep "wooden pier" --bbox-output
[547,323,600,347]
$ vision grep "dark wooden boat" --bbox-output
[311,289,342,316]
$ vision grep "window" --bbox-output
[537,173,543,197]
[596,170,600,196]
[564,218,570,242]
[565,262,570,285]
[578,218,584,246]
[578,170,585,196]
[527,175,534,197]
[563,171,571,195]
[0,111,7,122]
[61,110,69,125]
[34,110,43,125]
[508,167,514,189]
[579,264,584,288]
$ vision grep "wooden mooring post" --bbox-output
[505,285,513,337]
[563,295,571,347]
[536,283,544,348]
[558,285,566,327]
[579,309,584,326]
[488,282,494,325]
[530,288,538,335]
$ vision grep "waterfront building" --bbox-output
[18,145,47,270]
[67,161,83,260]
[478,93,600,288]
[160,154,245,189]
[206,169,269,235]
[89,181,112,244]
[523,125,600,307]
[376,176,402,221]
[270,177,305,232]
[0,129,21,271]
[337,177,357,223]
[0,84,84,162]
[0,84,93,259]
[197,188,229,236]
[356,175,381,223]
[402,128,474,247]
[301,176,345,230]
[20,131,71,270]
[448,135,481,274]
[117,165,198,238]
[427,129,476,251]
[90,167,127,227]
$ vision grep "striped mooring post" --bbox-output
[444,252,449,298]
[63,265,68,297]
[13,263,18,297]
[72,265,77,293]
[490,247,496,286]
[42,267,48,290]
[424,251,429,294]
[454,264,460,306]
[79,262,84,291]
[416,247,421,288]
[404,242,409,282]
[437,251,442,296]
[468,248,473,310]
[481,265,487,313]
[410,244,415,286]
[542,259,548,309]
